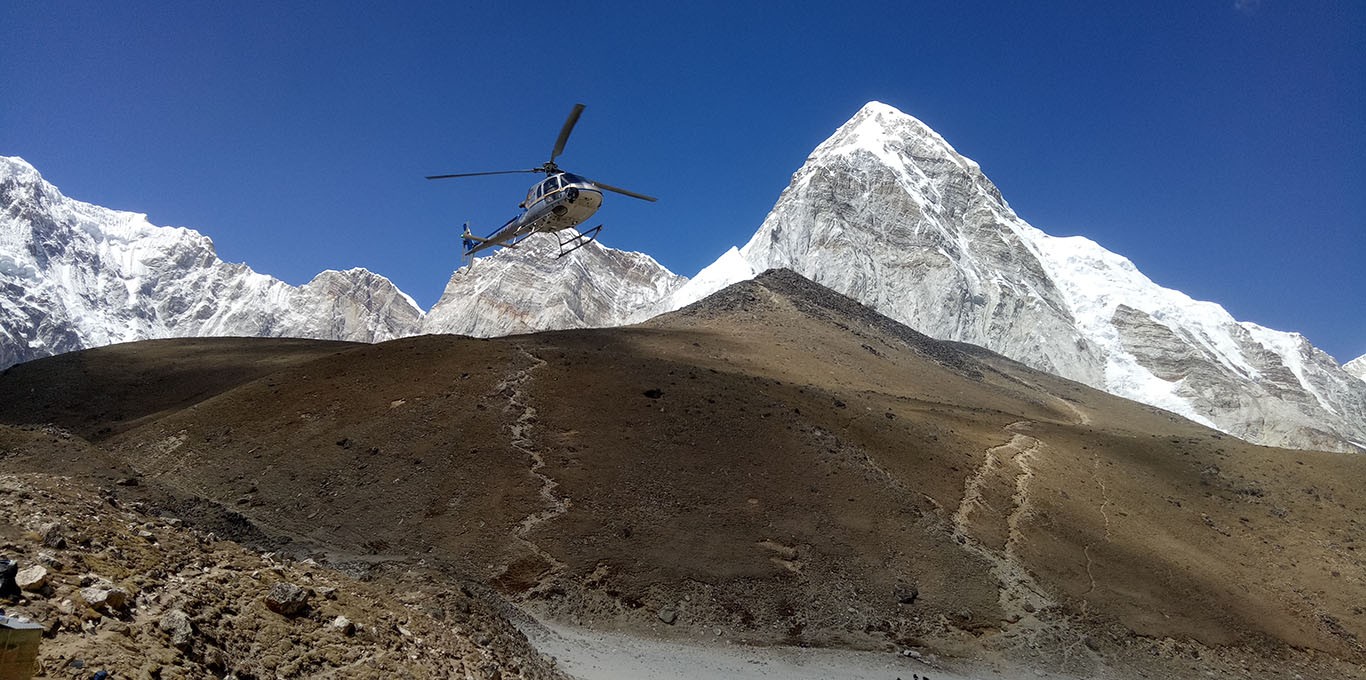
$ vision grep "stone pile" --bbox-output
[0,473,569,679]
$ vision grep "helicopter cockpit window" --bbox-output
[560,173,583,186]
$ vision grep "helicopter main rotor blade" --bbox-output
[584,177,658,202]
[426,169,542,180]
[549,103,586,164]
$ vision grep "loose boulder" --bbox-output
[80,580,130,612]
[159,608,194,650]
[39,522,67,549]
[16,565,48,592]
[264,582,310,617]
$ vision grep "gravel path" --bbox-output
[520,621,984,680]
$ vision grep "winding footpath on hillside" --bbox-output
[944,392,1126,669]
[495,345,570,593]
[950,423,1060,646]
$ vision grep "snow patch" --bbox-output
[1242,324,1336,415]
[1345,355,1366,383]
[654,247,757,314]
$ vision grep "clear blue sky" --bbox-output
[3,1,1363,361]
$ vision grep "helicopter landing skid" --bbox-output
[556,225,603,258]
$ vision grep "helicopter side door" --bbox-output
[524,177,549,209]
[539,175,562,207]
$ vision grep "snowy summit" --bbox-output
[652,102,1366,453]
[0,155,423,368]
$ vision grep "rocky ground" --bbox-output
[0,437,567,679]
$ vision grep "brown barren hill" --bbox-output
[1,269,1363,679]
[0,337,360,440]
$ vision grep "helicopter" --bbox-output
[427,104,657,266]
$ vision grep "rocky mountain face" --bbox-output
[1347,355,1366,382]
[657,103,1366,453]
[0,156,423,369]
[423,231,683,337]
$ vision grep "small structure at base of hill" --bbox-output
[0,613,44,680]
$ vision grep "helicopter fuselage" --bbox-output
[517,172,603,232]
[465,172,603,258]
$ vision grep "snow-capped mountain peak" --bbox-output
[816,101,981,177]
[658,102,1366,452]
[1347,354,1366,383]
[0,155,422,368]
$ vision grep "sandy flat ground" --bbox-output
[520,621,1011,680]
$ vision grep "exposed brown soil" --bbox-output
[0,427,565,679]
[2,269,1363,679]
